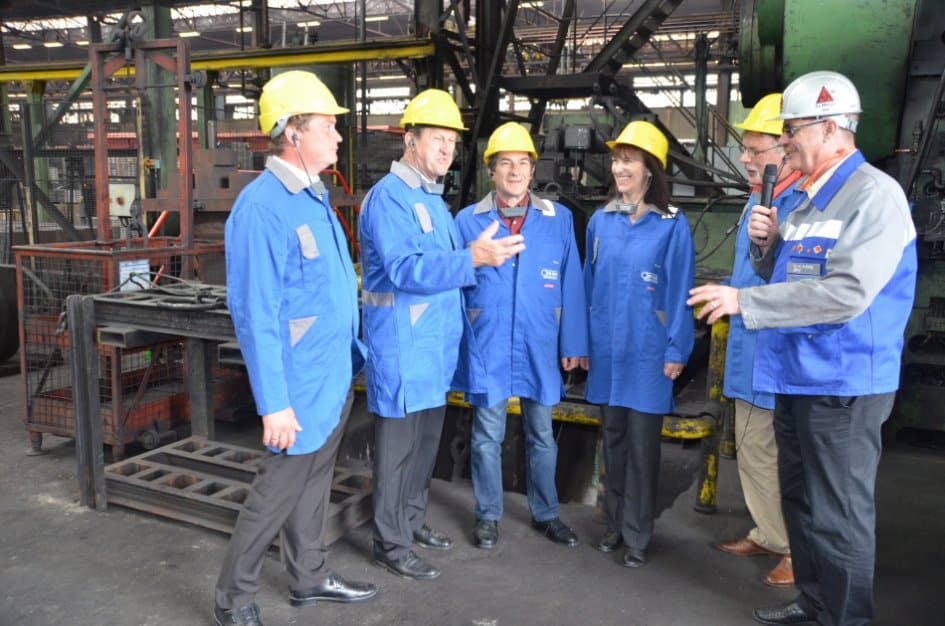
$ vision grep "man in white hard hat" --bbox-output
[714,93,804,588]
[359,90,525,581]
[214,71,376,626]
[688,71,917,626]
[453,122,587,550]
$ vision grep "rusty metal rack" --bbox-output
[106,437,371,543]
[15,238,229,459]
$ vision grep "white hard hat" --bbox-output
[779,71,861,132]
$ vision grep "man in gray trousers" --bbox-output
[214,70,376,626]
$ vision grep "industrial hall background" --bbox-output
[0,1,943,625]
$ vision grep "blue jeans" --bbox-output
[470,397,560,522]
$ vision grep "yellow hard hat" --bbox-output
[400,88,468,132]
[734,93,784,136]
[606,120,668,169]
[258,70,349,137]
[482,122,538,164]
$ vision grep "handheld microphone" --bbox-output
[760,163,777,208]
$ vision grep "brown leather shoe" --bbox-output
[716,536,779,557]
[763,555,794,587]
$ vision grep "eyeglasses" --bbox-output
[739,143,781,157]
[783,119,827,137]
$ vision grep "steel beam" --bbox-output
[507,0,683,145]
[67,294,107,511]
[499,73,604,99]
[584,0,684,77]
[0,37,435,83]
[31,66,91,149]
[525,0,576,131]
[13,88,87,242]
[186,337,215,440]
[459,2,519,207]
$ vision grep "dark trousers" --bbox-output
[215,390,353,609]
[774,392,894,626]
[601,405,663,552]
[372,405,447,560]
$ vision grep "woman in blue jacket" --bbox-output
[582,120,695,568]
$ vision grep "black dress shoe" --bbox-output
[597,531,623,553]
[288,572,378,607]
[374,550,441,580]
[472,519,498,549]
[531,517,579,547]
[413,524,453,550]
[622,547,647,568]
[213,603,263,626]
[752,601,817,625]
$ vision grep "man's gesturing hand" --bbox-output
[470,220,526,267]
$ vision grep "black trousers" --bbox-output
[372,405,447,560]
[601,405,663,552]
[774,392,894,626]
[215,390,353,610]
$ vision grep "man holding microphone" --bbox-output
[688,71,917,625]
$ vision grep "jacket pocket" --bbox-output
[296,224,325,290]
[296,224,320,259]
[288,315,317,347]
[774,327,841,388]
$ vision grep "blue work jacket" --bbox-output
[583,201,695,414]
[225,157,365,455]
[746,151,917,396]
[359,160,478,418]
[453,192,588,408]
[722,178,805,409]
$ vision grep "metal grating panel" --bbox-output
[105,436,373,544]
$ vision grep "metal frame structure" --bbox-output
[12,34,238,459]
[89,37,195,249]
[419,0,734,207]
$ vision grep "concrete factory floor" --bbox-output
[0,367,943,626]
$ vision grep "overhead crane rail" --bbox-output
[0,36,435,83]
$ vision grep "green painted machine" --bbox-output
[739,0,945,434]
